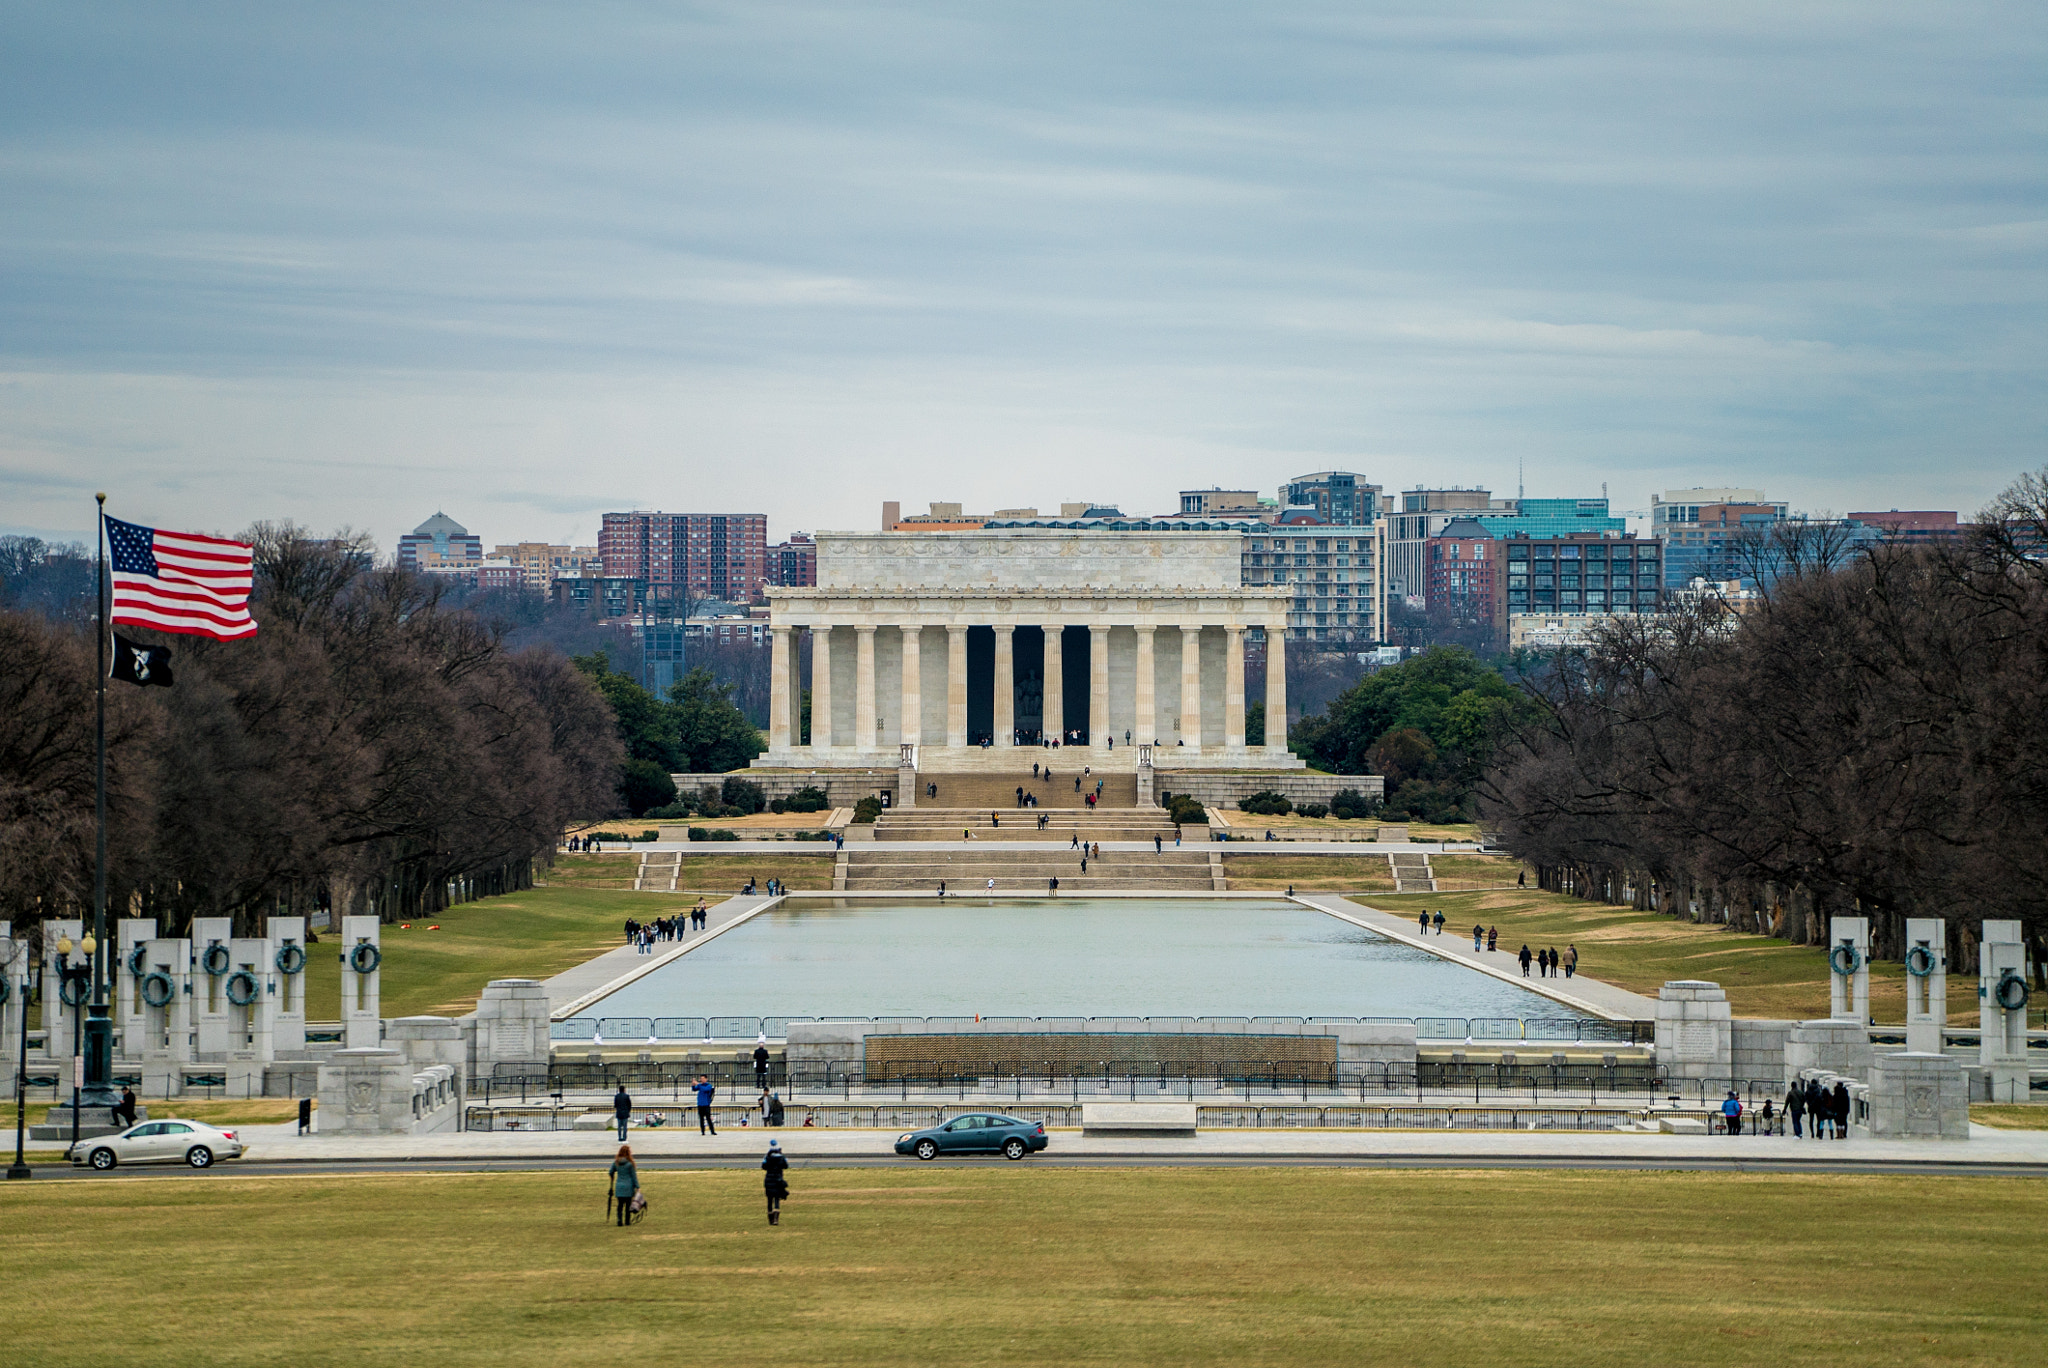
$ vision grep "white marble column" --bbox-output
[1133,625,1156,747]
[946,625,968,748]
[1089,624,1110,750]
[993,625,1015,747]
[1042,625,1063,742]
[1224,625,1246,748]
[1264,622,1288,754]
[809,626,833,749]
[768,625,793,750]
[1179,624,1203,752]
[899,626,922,746]
[855,626,876,752]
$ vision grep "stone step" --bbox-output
[901,772,1141,810]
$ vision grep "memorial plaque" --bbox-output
[1675,1022,1717,1061]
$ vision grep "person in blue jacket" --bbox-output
[694,1074,717,1135]
[1721,1090,1743,1136]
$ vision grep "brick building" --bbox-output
[599,511,769,607]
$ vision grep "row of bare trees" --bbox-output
[0,526,621,938]
[1484,471,2048,978]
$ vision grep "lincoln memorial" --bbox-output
[757,529,1304,777]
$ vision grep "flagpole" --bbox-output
[80,493,115,1126]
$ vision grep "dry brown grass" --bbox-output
[1222,854,1394,890]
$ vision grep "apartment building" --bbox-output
[599,511,770,606]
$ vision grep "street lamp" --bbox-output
[4,934,29,1179]
[54,933,102,1150]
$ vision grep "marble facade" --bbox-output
[760,530,1302,771]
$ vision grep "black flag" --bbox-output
[110,632,173,688]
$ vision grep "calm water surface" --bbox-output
[587,898,1589,1021]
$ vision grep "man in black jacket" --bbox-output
[613,1085,631,1142]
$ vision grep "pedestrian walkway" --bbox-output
[545,894,779,1017]
[216,1119,2048,1169]
[1296,893,1658,1022]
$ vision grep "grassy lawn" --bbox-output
[1357,888,1941,1022]
[1223,854,1395,891]
[1,1098,302,1129]
[3,1168,2041,1367]
[540,852,838,892]
[1213,811,1482,842]
[1971,1105,2048,1130]
[305,886,697,1019]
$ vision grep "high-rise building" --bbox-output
[1281,471,1381,527]
[1178,489,1266,516]
[1844,510,1963,544]
[1503,531,1663,621]
[1424,518,1506,636]
[396,512,482,573]
[599,511,769,607]
[1651,489,1789,590]
[771,533,818,587]
[492,541,599,592]
[1388,487,1517,601]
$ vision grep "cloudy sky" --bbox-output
[3,2,2042,552]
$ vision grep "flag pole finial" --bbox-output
[96,491,106,504]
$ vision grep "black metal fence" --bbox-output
[547,1013,1655,1045]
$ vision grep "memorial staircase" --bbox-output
[902,770,1139,810]
[841,843,1220,892]
[876,801,1172,844]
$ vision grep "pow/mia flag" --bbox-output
[110,632,174,688]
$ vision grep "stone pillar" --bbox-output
[473,978,552,1069]
[898,626,922,746]
[810,626,833,749]
[138,938,192,1065]
[1264,622,1288,754]
[855,626,877,751]
[1979,919,2029,1103]
[1179,625,1203,752]
[1828,916,1870,1022]
[946,625,968,748]
[1653,980,1732,1087]
[1785,1019,1875,1083]
[116,917,157,1058]
[1133,625,1156,746]
[1904,916,1947,1055]
[768,625,793,750]
[268,915,308,1054]
[0,922,20,1068]
[1224,625,1246,749]
[993,625,1015,747]
[315,1047,413,1136]
[341,914,382,1051]
[191,915,233,1056]
[1089,625,1110,750]
[1042,625,1063,742]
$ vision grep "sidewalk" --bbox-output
[545,894,781,1016]
[1299,893,1658,1022]
[225,1120,2048,1168]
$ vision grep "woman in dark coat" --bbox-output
[1831,1082,1852,1139]
[762,1140,790,1225]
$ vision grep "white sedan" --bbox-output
[69,1119,248,1170]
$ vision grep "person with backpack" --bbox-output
[608,1144,641,1227]
[762,1140,790,1225]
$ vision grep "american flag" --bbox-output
[106,515,258,641]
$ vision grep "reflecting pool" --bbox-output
[584,898,1593,1023]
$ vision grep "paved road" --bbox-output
[25,1152,2048,1182]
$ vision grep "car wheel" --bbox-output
[913,1138,938,1161]
[185,1146,214,1169]
[89,1148,117,1171]
[1002,1137,1027,1161]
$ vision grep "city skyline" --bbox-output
[5,5,2042,552]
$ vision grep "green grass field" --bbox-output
[302,886,692,1019]
[1361,887,1944,1022]
[2,1167,2041,1367]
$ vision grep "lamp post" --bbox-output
[5,935,29,1179]
[55,934,100,1148]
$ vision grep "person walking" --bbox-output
[1830,1082,1851,1139]
[608,1144,641,1227]
[613,1084,632,1142]
[1760,1097,1776,1136]
[1518,944,1532,977]
[693,1074,717,1135]
[1432,910,1444,936]
[753,1035,771,1090]
[985,877,996,893]
[1473,925,1484,952]
[1487,926,1498,952]
[762,1139,790,1225]
[1786,1082,1806,1138]
[1418,910,1430,936]
[1564,944,1578,978]
[1155,834,1163,854]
